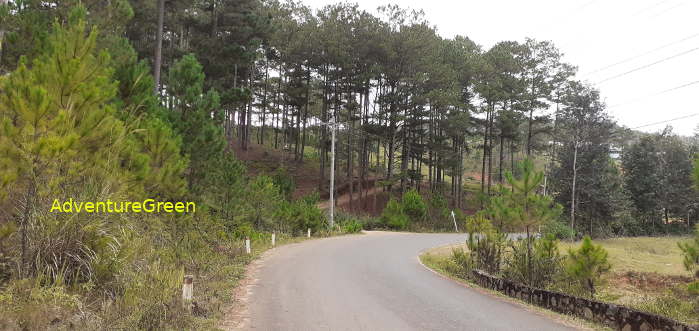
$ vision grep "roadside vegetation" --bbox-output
[0,7,358,330]
[420,160,699,325]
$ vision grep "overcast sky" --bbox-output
[303,0,699,136]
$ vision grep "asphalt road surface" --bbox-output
[243,231,576,331]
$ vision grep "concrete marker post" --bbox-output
[182,275,193,310]
[451,210,459,232]
[245,237,251,254]
[272,232,276,247]
[307,228,311,238]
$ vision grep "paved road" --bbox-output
[243,231,575,331]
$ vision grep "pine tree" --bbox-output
[381,198,408,230]
[401,188,426,224]
[0,8,128,275]
[487,158,562,285]
[678,224,699,278]
[565,236,611,298]
[167,54,225,193]
[111,40,188,200]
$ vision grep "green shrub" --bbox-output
[450,248,473,279]
[427,193,451,229]
[0,279,84,330]
[109,260,191,330]
[402,189,427,224]
[678,224,699,278]
[503,234,562,288]
[381,198,409,230]
[232,222,260,240]
[465,215,507,275]
[341,220,363,233]
[0,223,15,284]
[276,193,327,235]
[541,220,575,240]
[272,167,296,200]
[565,236,611,298]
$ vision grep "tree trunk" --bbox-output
[319,65,329,192]
[153,0,165,95]
[499,134,504,183]
[260,57,269,145]
[570,141,578,241]
[300,72,310,161]
[526,109,534,156]
[20,179,36,278]
[0,0,7,67]
[480,106,490,200]
[244,62,253,151]
[487,105,494,195]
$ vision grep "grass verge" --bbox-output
[419,248,610,331]
[422,236,699,327]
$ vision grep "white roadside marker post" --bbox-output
[272,232,276,247]
[182,275,193,310]
[307,228,311,238]
[451,210,459,232]
[245,237,251,254]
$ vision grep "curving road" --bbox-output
[242,231,576,331]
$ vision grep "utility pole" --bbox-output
[329,113,336,228]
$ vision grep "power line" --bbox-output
[630,112,699,129]
[632,0,673,16]
[583,32,699,76]
[648,2,684,19]
[596,46,699,84]
[607,79,699,108]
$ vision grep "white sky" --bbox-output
[303,0,699,136]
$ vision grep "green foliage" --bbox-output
[381,198,409,230]
[694,156,699,191]
[633,294,699,326]
[272,167,296,200]
[504,235,562,287]
[621,132,695,233]
[239,175,282,231]
[688,281,699,295]
[114,261,188,330]
[0,279,83,330]
[450,248,473,279]
[137,117,189,199]
[0,223,15,284]
[276,193,326,235]
[0,9,144,286]
[0,11,126,191]
[678,224,699,278]
[340,220,363,233]
[565,236,611,298]
[427,193,450,228]
[465,215,507,274]
[401,188,427,223]
[232,223,258,240]
[166,54,225,194]
[501,159,563,232]
[541,220,576,240]
[378,190,428,230]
